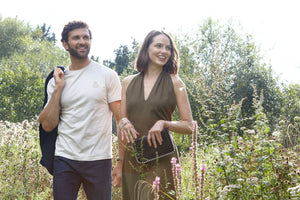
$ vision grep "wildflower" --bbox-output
[176,164,181,172]
[171,157,182,199]
[240,126,246,131]
[171,157,177,164]
[245,129,255,134]
[272,131,281,137]
[152,176,160,200]
[191,121,199,198]
[200,164,207,172]
[154,176,160,186]
[288,185,300,194]
[171,157,178,197]
[294,116,300,123]
[198,163,207,200]
[279,120,285,126]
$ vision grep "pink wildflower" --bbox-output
[153,176,160,200]
[171,157,177,164]
[200,164,207,171]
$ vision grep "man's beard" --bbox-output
[67,44,90,59]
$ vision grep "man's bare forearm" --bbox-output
[39,87,63,132]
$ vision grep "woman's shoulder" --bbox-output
[122,73,140,87]
[170,74,185,88]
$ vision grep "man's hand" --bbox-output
[112,162,122,187]
[54,67,65,89]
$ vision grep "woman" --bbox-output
[112,30,193,199]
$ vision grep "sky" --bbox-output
[1,0,299,84]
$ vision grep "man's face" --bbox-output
[64,28,91,59]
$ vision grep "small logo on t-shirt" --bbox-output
[93,81,99,88]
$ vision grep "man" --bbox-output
[39,21,121,200]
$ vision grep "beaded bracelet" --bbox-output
[119,117,130,131]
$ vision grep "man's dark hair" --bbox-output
[61,21,92,43]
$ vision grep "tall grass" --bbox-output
[0,119,52,199]
[0,119,121,200]
[1,110,299,199]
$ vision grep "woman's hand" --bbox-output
[147,120,165,148]
[119,117,139,143]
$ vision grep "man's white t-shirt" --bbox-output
[46,61,121,161]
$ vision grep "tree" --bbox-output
[280,83,300,124]
[114,45,130,75]
[0,39,70,77]
[176,18,281,132]
[91,55,100,63]
[32,23,56,43]
[0,64,44,122]
[0,17,31,59]
[104,38,138,76]
[0,16,69,76]
[0,17,70,122]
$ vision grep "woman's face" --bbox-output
[148,34,172,68]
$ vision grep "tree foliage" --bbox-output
[0,17,69,122]
[0,64,44,122]
[32,23,56,43]
[280,83,300,124]
[104,39,138,76]
[0,39,70,77]
[0,15,299,138]
[0,17,31,59]
[176,18,282,133]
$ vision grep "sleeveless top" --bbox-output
[126,70,176,136]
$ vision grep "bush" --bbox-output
[0,64,44,122]
[1,112,299,199]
